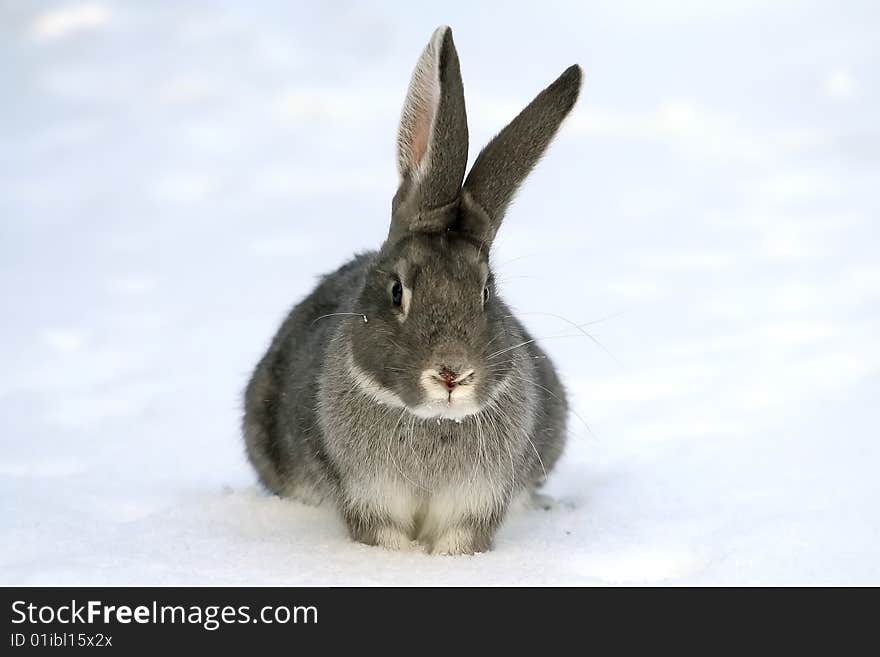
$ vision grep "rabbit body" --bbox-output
[243,26,581,554]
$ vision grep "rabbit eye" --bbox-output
[391,280,403,307]
[482,286,490,305]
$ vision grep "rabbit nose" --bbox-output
[433,367,475,391]
[436,368,459,391]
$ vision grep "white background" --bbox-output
[2,1,878,584]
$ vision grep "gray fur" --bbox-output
[243,26,580,554]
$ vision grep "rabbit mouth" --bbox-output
[409,398,482,421]
[413,368,481,420]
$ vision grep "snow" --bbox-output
[2,2,879,585]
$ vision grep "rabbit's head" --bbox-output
[349,26,581,420]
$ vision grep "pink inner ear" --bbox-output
[399,31,442,178]
[410,98,433,169]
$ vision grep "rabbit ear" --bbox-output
[459,65,582,245]
[390,26,469,239]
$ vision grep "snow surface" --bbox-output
[2,2,879,585]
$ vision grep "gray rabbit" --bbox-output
[244,26,581,554]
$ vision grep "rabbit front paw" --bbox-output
[374,525,413,551]
[430,527,491,556]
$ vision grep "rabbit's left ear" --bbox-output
[390,26,469,240]
[459,64,582,246]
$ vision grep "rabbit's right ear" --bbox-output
[390,26,469,241]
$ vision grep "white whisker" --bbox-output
[310,312,368,326]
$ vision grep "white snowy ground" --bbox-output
[2,2,879,585]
